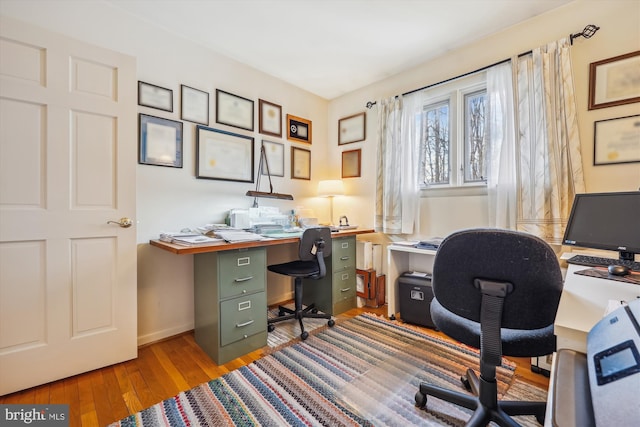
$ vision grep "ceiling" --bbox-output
[107,1,572,99]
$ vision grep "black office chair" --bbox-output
[267,226,335,340]
[414,228,564,426]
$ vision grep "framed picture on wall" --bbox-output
[338,112,366,145]
[196,125,254,182]
[291,146,311,180]
[138,81,173,112]
[261,140,285,177]
[258,99,282,137]
[180,84,209,125]
[287,114,312,144]
[341,149,361,178]
[588,50,640,110]
[593,115,640,165]
[216,89,254,131]
[138,114,183,168]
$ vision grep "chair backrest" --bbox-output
[432,228,563,330]
[298,226,332,261]
[298,227,332,279]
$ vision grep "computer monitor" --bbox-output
[563,191,640,261]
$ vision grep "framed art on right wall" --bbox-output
[588,50,640,110]
[593,115,640,165]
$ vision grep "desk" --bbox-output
[554,262,640,353]
[150,229,374,364]
[386,245,437,318]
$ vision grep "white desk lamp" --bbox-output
[317,179,344,226]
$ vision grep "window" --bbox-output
[418,73,487,190]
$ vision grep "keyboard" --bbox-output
[566,254,640,272]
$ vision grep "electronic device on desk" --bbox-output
[563,191,640,274]
[587,298,640,426]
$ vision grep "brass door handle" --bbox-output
[107,217,133,228]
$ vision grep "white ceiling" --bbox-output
[113,1,572,99]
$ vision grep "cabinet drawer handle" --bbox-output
[234,276,254,282]
[340,256,350,261]
[236,319,254,328]
[340,287,352,293]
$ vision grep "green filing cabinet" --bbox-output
[194,247,267,365]
[302,235,357,315]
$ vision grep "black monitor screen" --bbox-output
[563,192,640,256]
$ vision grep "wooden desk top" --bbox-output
[150,228,375,255]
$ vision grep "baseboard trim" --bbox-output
[138,323,194,347]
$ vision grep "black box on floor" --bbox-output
[398,272,436,328]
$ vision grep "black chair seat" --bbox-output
[431,298,557,357]
[268,260,320,278]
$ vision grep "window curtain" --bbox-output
[486,37,585,243]
[375,94,421,234]
[486,61,517,230]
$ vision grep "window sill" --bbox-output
[420,185,487,198]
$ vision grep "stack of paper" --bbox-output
[215,230,266,243]
[159,232,223,246]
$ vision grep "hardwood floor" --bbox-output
[0,306,549,426]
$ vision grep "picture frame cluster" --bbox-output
[136,80,317,181]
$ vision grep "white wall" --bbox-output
[328,0,640,241]
[2,0,639,346]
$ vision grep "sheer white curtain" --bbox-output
[375,94,422,234]
[486,61,517,229]
[486,37,585,243]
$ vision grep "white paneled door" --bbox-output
[0,17,137,395]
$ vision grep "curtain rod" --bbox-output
[365,24,599,109]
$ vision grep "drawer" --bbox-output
[219,248,266,299]
[220,292,267,346]
[332,269,356,302]
[332,237,355,271]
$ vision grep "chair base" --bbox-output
[268,303,334,340]
[415,370,546,427]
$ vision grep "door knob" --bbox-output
[107,217,133,228]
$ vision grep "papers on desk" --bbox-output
[159,232,223,246]
[215,230,266,243]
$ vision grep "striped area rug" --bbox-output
[110,314,546,426]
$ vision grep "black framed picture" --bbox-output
[138,114,183,168]
[138,81,173,112]
[216,89,254,131]
[196,125,254,182]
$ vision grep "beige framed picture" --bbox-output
[342,149,361,178]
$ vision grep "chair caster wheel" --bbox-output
[301,331,309,340]
[328,319,335,327]
[267,324,275,332]
[461,376,472,392]
[311,308,319,314]
[414,391,427,408]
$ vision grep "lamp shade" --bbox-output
[317,180,345,197]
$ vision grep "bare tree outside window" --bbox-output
[464,90,487,182]
[419,101,450,186]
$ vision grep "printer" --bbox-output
[546,298,640,426]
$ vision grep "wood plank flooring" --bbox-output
[0,306,549,426]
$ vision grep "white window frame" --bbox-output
[419,72,487,197]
